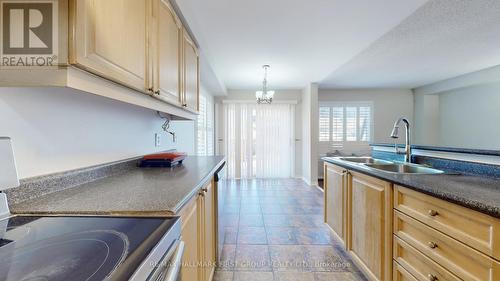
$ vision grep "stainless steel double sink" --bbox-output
[337,157,444,175]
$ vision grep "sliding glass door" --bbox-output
[223,103,295,179]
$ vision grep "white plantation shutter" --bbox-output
[332,107,344,142]
[345,107,357,141]
[197,94,215,156]
[359,106,371,142]
[319,107,330,141]
[318,102,373,147]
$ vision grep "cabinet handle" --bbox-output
[428,209,438,217]
[154,90,160,95]
[428,241,438,249]
[202,187,208,193]
[148,87,154,93]
[199,192,205,197]
[428,274,438,281]
[182,103,187,107]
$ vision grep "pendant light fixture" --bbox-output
[256,65,274,104]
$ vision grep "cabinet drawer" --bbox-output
[393,261,418,281]
[395,210,500,281]
[394,185,500,259]
[394,236,461,281]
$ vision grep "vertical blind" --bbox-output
[318,102,373,148]
[223,103,295,179]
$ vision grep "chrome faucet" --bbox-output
[390,117,411,163]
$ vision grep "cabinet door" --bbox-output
[152,0,182,105]
[348,171,392,281]
[180,194,202,281]
[324,163,347,245]
[203,182,216,281]
[70,0,148,92]
[182,30,199,112]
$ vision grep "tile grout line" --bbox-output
[258,188,276,281]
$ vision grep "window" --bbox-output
[318,102,373,145]
[196,94,214,156]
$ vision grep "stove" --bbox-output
[0,138,184,281]
[0,215,183,281]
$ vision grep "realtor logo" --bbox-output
[1,0,58,67]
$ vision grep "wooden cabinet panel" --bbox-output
[182,30,199,112]
[152,0,182,105]
[394,185,500,259]
[179,194,202,281]
[394,236,461,281]
[70,0,148,92]
[348,171,392,281]
[393,261,418,281]
[203,182,216,281]
[394,210,500,281]
[324,163,347,245]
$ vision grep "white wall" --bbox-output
[414,81,500,150]
[302,83,319,186]
[215,89,303,177]
[0,87,196,179]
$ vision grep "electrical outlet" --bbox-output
[155,133,161,147]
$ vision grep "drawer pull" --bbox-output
[428,209,438,216]
[428,274,438,281]
[428,241,438,249]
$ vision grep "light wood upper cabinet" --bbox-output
[69,0,149,92]
[348,171,393,281]
[151,0,182,105]
[182,30,200,112]
[324,163,347,246]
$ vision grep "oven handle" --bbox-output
[163,240,185,281]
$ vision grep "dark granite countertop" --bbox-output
[10,156,225,216]
[322,157,500,219]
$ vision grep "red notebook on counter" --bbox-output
[139,152,187,167]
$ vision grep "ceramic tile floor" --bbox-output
[214,179,367,281]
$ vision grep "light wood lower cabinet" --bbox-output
[347,171,393,281]
[202,181,216,281]
[179,191,201,281]
[394,185,500,260]
[323,163,500,281]
[394,210,500,281]
[394,236,461,281]
[393,261,418,281]
[179,179,216,281]
[324,163,347,245]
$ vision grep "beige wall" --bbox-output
[317,88,414,178]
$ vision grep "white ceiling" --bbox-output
[176,0,500,92]
[175,0,428,92]
[321,0,500,89]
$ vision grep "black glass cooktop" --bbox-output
[0,216,178,281]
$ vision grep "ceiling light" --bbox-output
[256,65,274,104]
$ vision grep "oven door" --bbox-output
[129,219,184,281]
[158,241,184,281]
